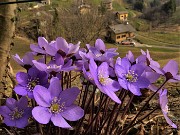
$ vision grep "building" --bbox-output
[106,23,136,43]
[114,11,128,22]
[101,0,112,10]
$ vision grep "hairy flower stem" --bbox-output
[121,93,134,119]
[118,106,159,134]
[109,90,129,134]
[81,81,90,109]
[74,85,96,135]
[101,90,127,134]
[89,90,95,134]
[123,80,167,134]
[61,71,64,90]
[69,71,71,88]
[83,95,108,135]
[65,72,69,89]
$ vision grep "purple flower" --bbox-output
[30,37,49,55]
[86,39,118,62]
[152,60,180,82]
[89,58,121,104]
[141,66,160,92]
[141,49,160,68]
[159,89,177,128]
[12,52,34,70]
[126,50,146,64]
[115,58,150,96]
[0,97,32,128]
[45,37,80,57]
[32,77,84,128]
[32,54,75,75]
[14,67,49,98]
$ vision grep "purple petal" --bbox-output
[148,84,158,92]
[128,83,142,96]
[105,52,119,58]
[51,114,71,128]
[49,77,62,98]
[105,79,120,92]
[145,72,160,83]
[45,43,57,56]
[24,107,33,118]
[17,97,28,110]
[56,37,69,53]
[5,98,16,110]
[62,59,72,69]
[68,43,80,55]
[0,106,12,117]
[141,49,146,55]
[12,54,24,65]
[121,58,131,71]
[61,104,84,121]
[33,85,51,107]
[136,55,146,64]
[103,87,121,104]
[22,52,34,65]
[89,58,98,82]
[115,64,126,78]
[150,60,160,68]
[30,44,46,54]
[38,71,48,85]
[16,72,28,86]
[95,39,105,51]
[59,87,80,107]
[98,62,109,78]
[38,37,48,48]
[150,65,164,75]
[4,117,15,127]
[32,106,51,124]
[126,51,134,63]
[131,64,145,76]
[32,60,47,71]
[27,91,34,99]
[55,53,64,66]
[163,60,178,76]
[15,116,29,128]
[14,85,28,96]
[163,112,177,128]
[136,77,150,88]
[115,57,121,65]
[159,89,168,111]
[28,67,39,78]
[118,78,128,90]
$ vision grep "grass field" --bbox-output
[136,31,180,46]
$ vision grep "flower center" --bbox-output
[98,74,111,85]
[49,97,65,114]
[10,107,24,120]
[27,78,40,91]
[125,70,138,82]
[47,64,61,70]
[95,53,102,57]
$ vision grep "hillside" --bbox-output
[15,0,180,46]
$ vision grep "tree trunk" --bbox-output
[0,1,16,96]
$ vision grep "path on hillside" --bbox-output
[136,34,180,48]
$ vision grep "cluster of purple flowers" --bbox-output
[0,37,179,130]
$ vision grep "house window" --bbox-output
[122,35,126,38]
[117,36,120,39]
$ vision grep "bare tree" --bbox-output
[0,1,16,96]
[46,4,106,45]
